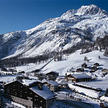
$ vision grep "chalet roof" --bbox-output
[102,69,108,72]
[30,85,55,100]
[42,79,58,86]
[22,79,55,100]
[4,80,17,86]
[71,73,92,79]
[46,71,58,75]
[56,76,66,84]
[5,80,55,100]
[47,80,58,86]
[57,79,67,85]
[22,79,38,86]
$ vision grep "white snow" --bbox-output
[1,4,108,108]
[68,83,101,98]
[69,73,92,79]
[0,5,108,59]
[1,50,108,85]
[11,101,26,108]
[43,80,58,86]
[0,75,16,83]
[100,96,108,102]
[79,79,108,90]
[41,50,108,75]
[22,79,37,86]
[30,85,55,100]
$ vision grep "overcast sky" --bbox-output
[0,0,108,34]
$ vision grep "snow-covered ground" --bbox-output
[3,50,106,75]
[41,50,108,75]
[79,79,108,90]
[68,83,101,98]
[11,102,26,108]
[51,100,100,108]
[1,4,108,108]
[16,63,46,73]
[1,50,107,82]
[0,50,108,108]
[0,75,16,83]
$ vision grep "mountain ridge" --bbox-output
[0,4,108,59]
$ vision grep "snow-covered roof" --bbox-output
[30,85,55,100]
[48,80,58,86]
[57,80,67,85]
[46,71,58,75]
[5,79,54,100]
[56,76,67,84]
[44,80,58,86]
[100,96,108,102]
[71,73,92,79]
[68,83,100,98]
[22,79,38,86]
[11,102,26,108]
[22,79,55,100]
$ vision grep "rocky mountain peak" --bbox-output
[0,5,108,59]
[76,4,108,16]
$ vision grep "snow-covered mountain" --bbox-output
[0,4,108,59]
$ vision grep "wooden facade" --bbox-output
[44,81,59,92]
[4,81,55,108]
[105,88,108,96]
[102,69,108,73]
[76,68,84,72]
[66,74,92,82]
[46,72,59,81]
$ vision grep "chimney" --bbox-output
[37,83,43,90]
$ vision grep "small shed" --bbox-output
[46,71,59,81]
[0,67,8,72]
[76,68,84,72]
[81,63,87,68]
[56,76,68,88]
[43,80,59,92]
[94,63,100,67]
[8,69,17,73]
[90,66,98,72]
[34,73,46,80]
[102,69,108,73]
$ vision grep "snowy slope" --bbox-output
[1,49,108,87]
[14,50,108,76]
[41,50,108,75]
[0,4,108,59]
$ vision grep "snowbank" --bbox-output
[68,83,100,98]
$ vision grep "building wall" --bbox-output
[50,85,58,92]
[11,96,33,108]
[4,81,54,108]
[33,94,46,108]
[46,98,55,108]
[67,77,92,82]
[76,78,92,82]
